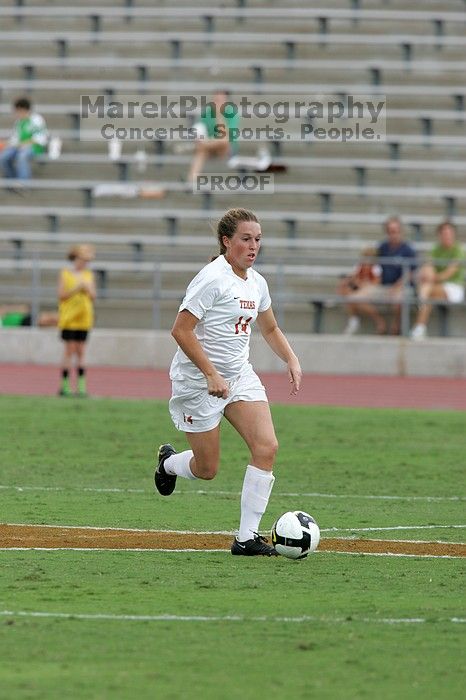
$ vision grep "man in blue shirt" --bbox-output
[344,217,416,335]
[378,218,417,286]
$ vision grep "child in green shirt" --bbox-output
[0,97,48,181]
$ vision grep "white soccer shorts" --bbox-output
[169,363,268,433]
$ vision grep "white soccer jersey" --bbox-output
[169,255,271,383]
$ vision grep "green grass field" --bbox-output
[0,395,465,699]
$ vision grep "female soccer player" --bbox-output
[154,208,302,556]
[57,244,96,396]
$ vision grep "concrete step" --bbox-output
[26,160,466,189]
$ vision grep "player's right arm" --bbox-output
[171,309,229,399]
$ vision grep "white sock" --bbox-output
[238,465,275,542]
[164,450,197,480]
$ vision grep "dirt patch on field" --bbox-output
[1,524,465,557]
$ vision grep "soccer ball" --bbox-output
[271,511,320,559]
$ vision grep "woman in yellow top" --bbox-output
[58,244,96,396]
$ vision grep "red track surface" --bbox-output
[0,363,465,410]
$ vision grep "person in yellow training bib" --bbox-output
[58,244,96,396]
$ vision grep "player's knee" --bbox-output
[194,458,219,480]
[269,439,279,461]
[197,466,217,480]
[200,470,217,481]
[254,438,279,464]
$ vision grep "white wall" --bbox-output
[1,328,465,377]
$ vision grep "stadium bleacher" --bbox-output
[0,0,465,335]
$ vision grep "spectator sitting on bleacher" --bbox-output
[187,90,239,183]
[410,221,464,341]
[0,97,48,183]
[338,247,382,335]
[0,303,57,328]
[344,217,417,335]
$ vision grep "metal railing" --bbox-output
[1,254,464,336]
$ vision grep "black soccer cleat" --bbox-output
[154,443,177,496]
[231,533,279,557]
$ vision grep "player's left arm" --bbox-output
[257,307,302,395]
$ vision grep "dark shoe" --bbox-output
[154,443,177,496]
[231,533,279,557]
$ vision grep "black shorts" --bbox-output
[61,329,89,342]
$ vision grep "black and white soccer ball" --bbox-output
[271,511,320,559]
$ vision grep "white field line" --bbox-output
[0,548,225,553]
[0,548,462,559]
[2,522,234,535]
[0,484,464,502]
[323,525,466,533]
[319,551,462,560]
[196,491,466,502]
[2,522,466,535]
[350,537,465,545]
[0,610,464,625]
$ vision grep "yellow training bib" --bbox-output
[58,268,94,330]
